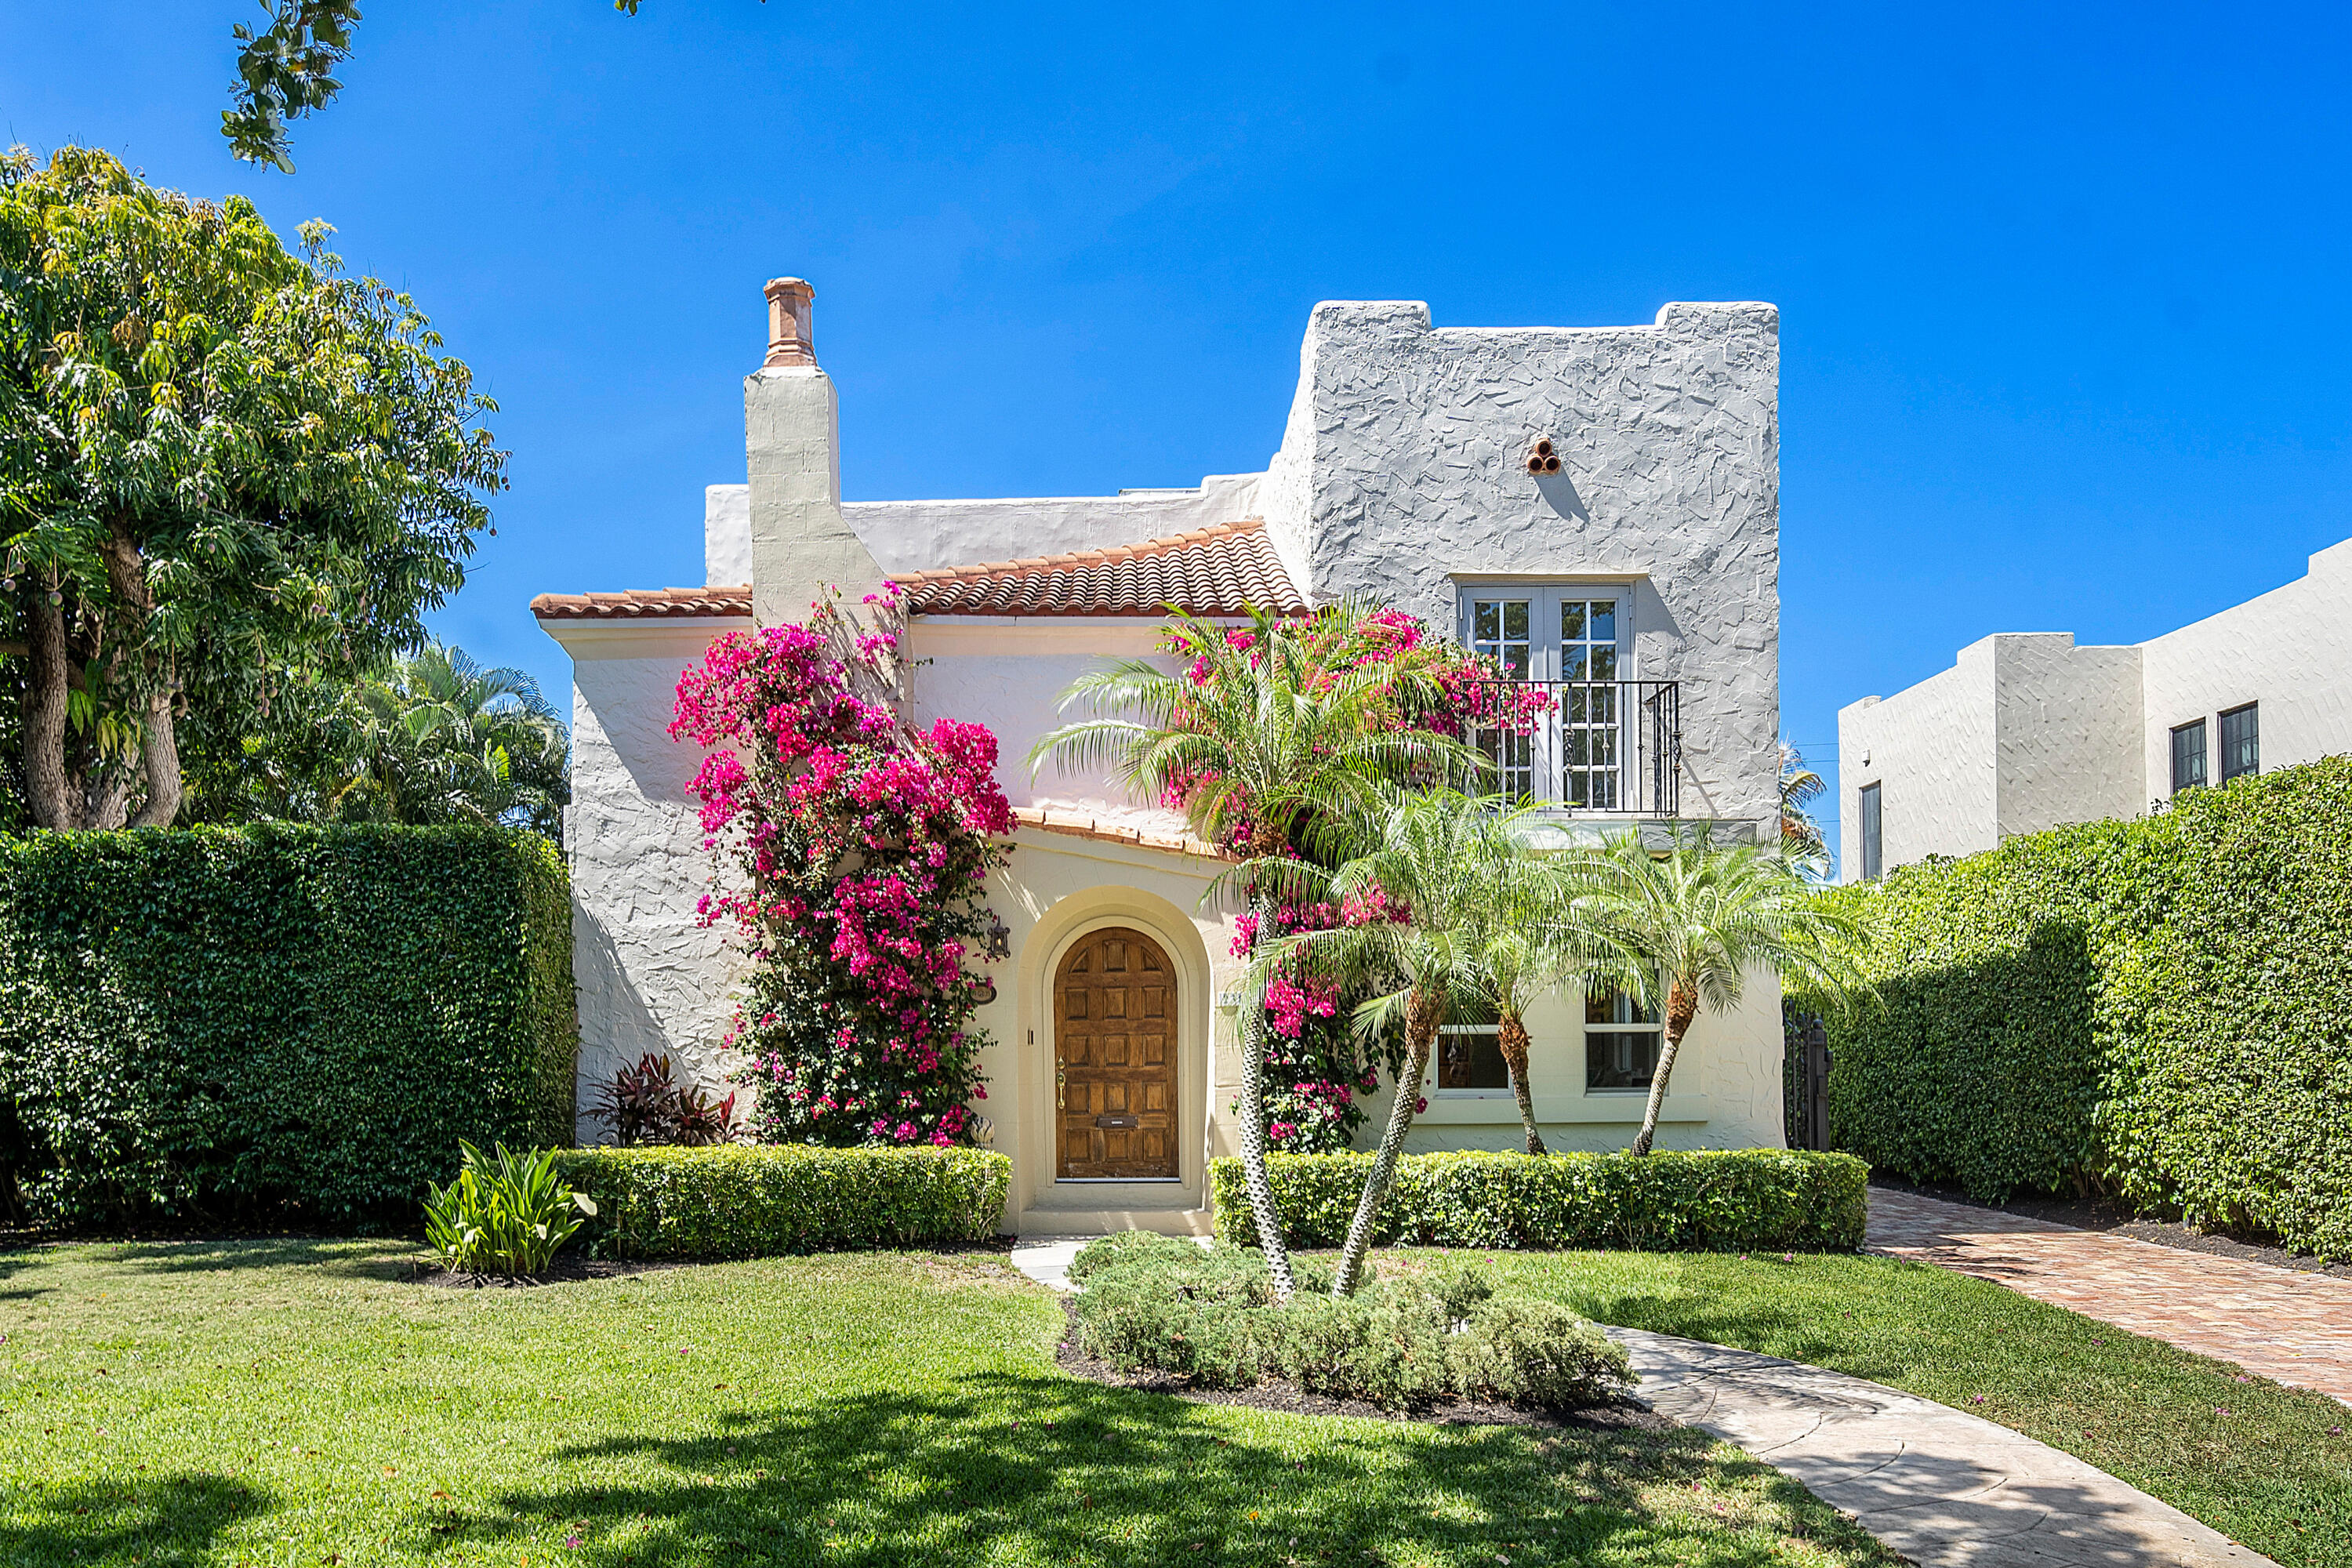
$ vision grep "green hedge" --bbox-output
[0,824,575,1228]
[549,1145,1012,1258]
[1210,1149,1870,1252]
[1795,755,2352,1258]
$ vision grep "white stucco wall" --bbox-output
[1261,300,1783,833]
[1844,535,2352,879]
[2138,536,2352,799]
[1839,641,1999,876]
[1994,635,2144,836]
[550,620,752,1141]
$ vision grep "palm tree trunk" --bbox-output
[1234,1002,1298,1300]
[1631,980,1698,1157]
[1232,889,1295,1300]
[1498,1011,1545,1156]
[1332,989,1438,1298]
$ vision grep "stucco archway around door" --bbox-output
[1010,885,1214,1226]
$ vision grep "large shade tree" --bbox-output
[0,146,503,831]
[1031,601,1486,1300]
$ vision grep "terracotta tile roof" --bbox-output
[900,518,1303,617]
[532,585,753,621]
[1011,806,1231,860]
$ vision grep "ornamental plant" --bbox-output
[1033,598,1530,1297]
[673,586,1014,1149]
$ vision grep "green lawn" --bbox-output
[1446,1247,2352,1567]
[2,1240,1893,1568]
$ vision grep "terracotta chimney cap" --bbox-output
[763,277,815,368]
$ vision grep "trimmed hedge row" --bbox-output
[1795,755,2352,1258]
[1210,1149,1871,1252]
[550,1145,1012,1258]
[0,824,575,1227]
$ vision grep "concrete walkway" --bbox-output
[1011,1235,2278,1568]
[1620,1327,2272,1567]
[1869,1187,2352,1406]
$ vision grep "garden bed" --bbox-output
[1052,1297,1668,1431]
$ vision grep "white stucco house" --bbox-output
[534,278,1790,1234]
[1838,536,2352,880]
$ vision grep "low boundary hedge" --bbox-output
[550,1145,1012,1258]
[1795,756,2352,1258]
[0,824,575,1228]
[1210,1149,1870,1253]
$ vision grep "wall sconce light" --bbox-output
[1525,437,1563,476]
[1214,991,1248,1016]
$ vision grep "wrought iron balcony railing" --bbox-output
[1468,679,1681,818]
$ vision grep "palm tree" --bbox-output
[1469,847,1647,1156]
[1247,788,1528,1297]
[1585,826,1864,1157]
[1031,602,1485,1300]
[340,644,570,838]
[1779,742,1828,869]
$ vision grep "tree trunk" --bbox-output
[1233,1002,1297,1301]
[102,523,182,829]
[21,585,77,830]
[1332,987,1439,1298]
[1631,979,1699,1156]
[128,681,182,828]
[1498,1011,1545,1156]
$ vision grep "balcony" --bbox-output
[1468,679,1682,818]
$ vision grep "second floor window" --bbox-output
[2171,719,2209,795]
[2220,702,2259,782]
[1859,782,1882,881]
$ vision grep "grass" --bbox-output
[1431,1246,2352,1567]
[0,1239,1896,1568]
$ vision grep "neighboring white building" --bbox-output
[1838,536,2352,880]
[535,279,1789,1234]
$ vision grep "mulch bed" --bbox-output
[1051,1300,1671,1432]
[1870,1174,2352,1279]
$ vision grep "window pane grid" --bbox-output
[1559,599,1621,809]
[2219,703,2259,782]
[1584,985,1661,1091]
[2171,720,2209,795]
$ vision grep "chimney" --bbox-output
[743,275,881,625]
[764,277,815,367]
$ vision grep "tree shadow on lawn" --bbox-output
[423,1371,1868,1567]
[92,1236,425,1280]
[0,1472,270,1568]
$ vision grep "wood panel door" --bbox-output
[1054,927,1178,1179]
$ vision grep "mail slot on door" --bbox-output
[1094,1114,1139,1130]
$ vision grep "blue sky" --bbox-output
[10,2,2351,858]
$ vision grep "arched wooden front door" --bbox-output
[1054,927,1178,1179]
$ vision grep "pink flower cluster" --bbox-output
[673,587,1012,1147]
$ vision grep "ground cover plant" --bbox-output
[1472,1245,2352,1566]
[1064,1231,1631,1410]
[0,1238,1901,1568]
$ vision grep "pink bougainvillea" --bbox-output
[673,586,1014,1146]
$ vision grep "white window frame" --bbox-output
[1583,983,1664,1094]
[1457,584,1636,807]
[1432,1021,1513,1098]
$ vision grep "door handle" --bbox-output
[1056,1062,1065,1109]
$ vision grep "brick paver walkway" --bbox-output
[1869,1187,2352,1406]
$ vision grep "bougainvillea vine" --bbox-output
[672,585,1014,1146]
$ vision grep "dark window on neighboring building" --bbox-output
[1859,782,1882,881]
[2171,719,2209,795]
[1585,986,1662,1091]
[2220,702,2259,782]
